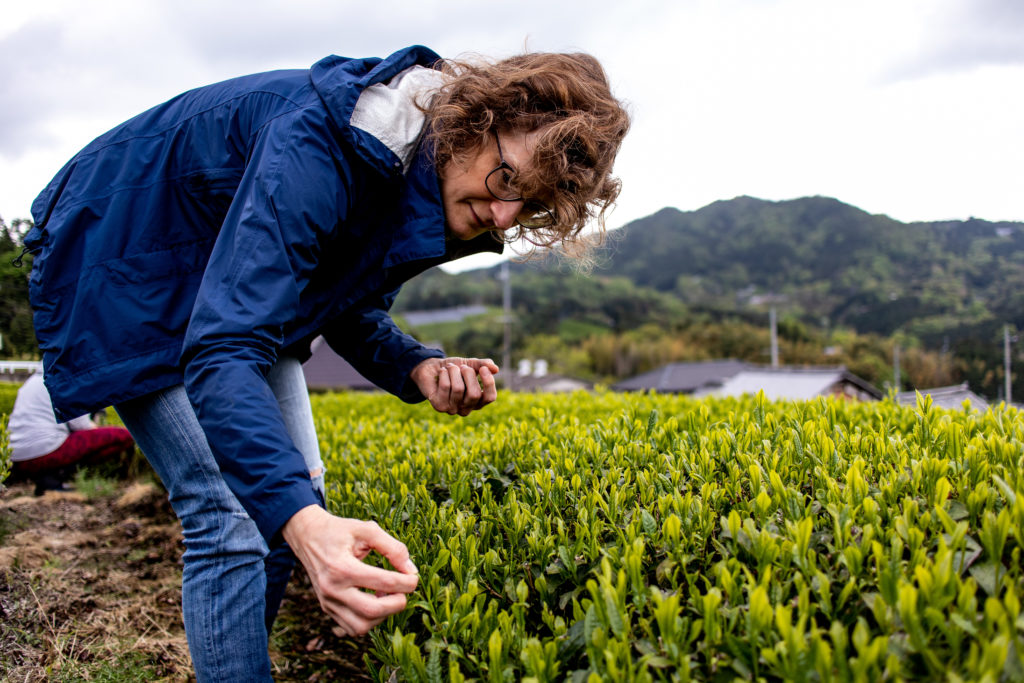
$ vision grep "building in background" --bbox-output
[301,337,378,392]
[895,383,989,410]
[511,359,592,393]
[0,361,43,384]
[614,361,881,402]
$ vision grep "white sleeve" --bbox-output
[65,414,96,431]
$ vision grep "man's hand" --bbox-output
[410,357,500,416]
[282,505,419,636]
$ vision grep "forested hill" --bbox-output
[398,195,1024,347]
[595,196,1024,341]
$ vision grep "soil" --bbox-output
[0,475,374,682]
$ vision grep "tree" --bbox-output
[0,216,37,358]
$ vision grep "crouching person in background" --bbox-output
[7,372,135,495]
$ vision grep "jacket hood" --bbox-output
[311,45,443,178]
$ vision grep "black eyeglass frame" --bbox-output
[484,131,556,230]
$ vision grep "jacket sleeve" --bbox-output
[322,288,444,403]
[181,110,346,542]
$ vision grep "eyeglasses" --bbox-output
[484,131,556,230]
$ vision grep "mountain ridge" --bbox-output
[585,195,1024,340]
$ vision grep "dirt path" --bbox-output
[0,477,373,681]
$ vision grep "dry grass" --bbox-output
[0,473,373,681]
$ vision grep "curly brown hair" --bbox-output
[425,52,630,254]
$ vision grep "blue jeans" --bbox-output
[116,357,324,682]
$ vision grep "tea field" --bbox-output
[315,389,1024,682]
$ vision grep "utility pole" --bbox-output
[893,344,901,390]
[1005,325,1013,404]
[769,308,779,368]
[501,261,512,391]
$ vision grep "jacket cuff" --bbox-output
[255,480,324,543]
[393,345,445,403]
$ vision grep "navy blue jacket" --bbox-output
[26,46,501,540]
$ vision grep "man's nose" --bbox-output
[490,199,523,230]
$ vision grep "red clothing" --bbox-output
[11,426,134,475]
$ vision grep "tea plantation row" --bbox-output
[314,390,1024,682]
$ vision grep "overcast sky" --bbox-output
[2,0,1022,270]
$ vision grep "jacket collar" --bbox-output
[312,45,503,267]
[350,66,447,173]
[383,139,504,269]
[311,45,443,178]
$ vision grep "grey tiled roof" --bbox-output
[301,338,378,392]
[896,383,989,410]
[614,360,882,400]
[401,305,489,326]
[612,360,751,393]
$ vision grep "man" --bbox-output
[25,45,629,679]
[7,372,135,495]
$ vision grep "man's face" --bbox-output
[439,128,542,241]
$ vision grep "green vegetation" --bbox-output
[6,197,1023,398]
[71,468,119,500]
[0,412,10,489]
[48,651,159,683]
[0,382,19,415]
[318,390,1024,682]
[599,198,1024,342]
[395,197,1023,400]
[396,281,957,395]
[0,216,35,359]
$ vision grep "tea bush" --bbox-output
[0,381,19,416]
[316,390,1024,682]
[0,413,10,487]
[1,382,17,487]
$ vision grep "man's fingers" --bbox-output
[454,364,481,416]
[415,357,501,417]
[479,365,497,404]
[324,591,407,636]
[337,585,409,620]
[454,357,499,374]
[445,363,465,413]
[432,362,452,411]
[285,510,422,639]
[447,363,466,392]
[459,364,482,404]
[454,361,498,416]
[351,520,419,574]
[340,559,419,595]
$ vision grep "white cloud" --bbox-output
[1,0,1022,235]
[885,0,1024,80]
